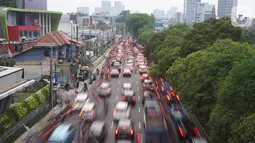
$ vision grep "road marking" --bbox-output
[138,96,140,100]
[116,96,118,99]
[137,87,139,91]
[111,121,114,129]
[138,107,140,112]
[118,80,120,84]
[117,88,119,91]
[139,122,141,129]
[136,81,138,84]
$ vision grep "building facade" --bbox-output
[184,0,201,23]
[195,3,215,23]
[77,7,89,15]
[0,0,47,10]
[94,7,101,14]
[101,1,111,14]
[218,0,238,18]
[175,12,183,24]
[114,1,124,16]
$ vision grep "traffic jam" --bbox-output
[24,36,207,143]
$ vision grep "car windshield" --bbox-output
[90,129,101,136]
[82,109,93,116]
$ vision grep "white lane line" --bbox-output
[139,122,141,129]
[138,107,141,112]
[138,96,140,100]
[116,96,118,99]
[136,81,138,84]
[118,80,120,84]
[111,121,114,129]
[117,88,119,91]
[137,87,140,91]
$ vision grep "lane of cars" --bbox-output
[41,36,207,143]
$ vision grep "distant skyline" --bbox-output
[48,0,255,17]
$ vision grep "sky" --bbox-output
[48,0,255,17]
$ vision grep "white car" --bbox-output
[72,92,88,112]
[113,102,130,121]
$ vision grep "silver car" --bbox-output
[72,92,88,112]
[113,102,130,121]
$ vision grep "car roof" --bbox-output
[123,90,134,96]
[123,83,131,88]
[90,121,105,130]
[143,91,151,97]
[100,82,110,88]
[144,79,153,83]
[118,119,131,127]
[82,103,95,111]
[142,74,148,77]
[116,101,128,109]
[76,93,88,101]
[116,140,132,143]
[49,124,72,141]
[124,69,131,72]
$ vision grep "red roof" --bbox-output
[36,31,84,47]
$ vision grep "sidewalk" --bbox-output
[13,45,113,143]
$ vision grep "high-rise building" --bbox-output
[195,3,215,23]
[95,7,102,14]
[153,9,165,20]
[175,12,183,23]
[184,0,201,23]
[167,7,178,19]
[77,7,89,15]
[218,0,238,18]
[101,1,111,14]
[114,1,124,16]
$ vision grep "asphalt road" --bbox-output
[56,59,181,143]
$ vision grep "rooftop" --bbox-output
[0,66,23,78]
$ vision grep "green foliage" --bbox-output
[115,10,130,23]
[209,57,255,142]
[0,57,16,67]
[229,113,255,143]
[180,18,248,57]
[7,0,17,8]
[0,85,50,135]
[126,13,154,38]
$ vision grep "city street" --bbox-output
[57,62,181,143]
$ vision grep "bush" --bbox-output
[0,84,50,135]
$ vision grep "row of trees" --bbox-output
[126,14,255,143]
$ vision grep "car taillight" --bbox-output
[152,83,154,87]
[166,95,170,100]
[178,126,186,137]
[90,109,94,116]
[171,92,175,96]
[132,96,136,101]
[107,88,111,93]
[176,95,180,100]
[130,129,134,135]
[122,96,126,101]
[143,83,146,87]
[79,111,82,117]
[194,127,200,136]
[115,129,118,135]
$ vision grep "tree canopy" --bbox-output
[126,13,154,38]
[115,10,130,23]
[135,16,255,142]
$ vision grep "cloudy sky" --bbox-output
[48,0,255,17]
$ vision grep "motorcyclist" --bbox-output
[100,68,105,79]
[83,82,88,91]
[96,68,99,75]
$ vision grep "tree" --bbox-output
[97,20,108,31]
[209,57,255,143]
[115,10,130,23]
[0,56,16,67]
[179,18,248,57]
[126,13,154,38]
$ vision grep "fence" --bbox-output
[0,102,50,143]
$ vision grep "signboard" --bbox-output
[34,19,39,25]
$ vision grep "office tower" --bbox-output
[114,1,124,16]
[101,1,111,14]
[77,7,89,15]
[184,0,201,23]
[195,3,215,23]
[218,0,238,18]
[167,7,178,19]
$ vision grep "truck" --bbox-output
[143,100,170,143]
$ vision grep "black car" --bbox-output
[115,119,134,140]
[142,91,153,105]
[142,79,154,91]
[122,90,136,105]
[88,121,107,142]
